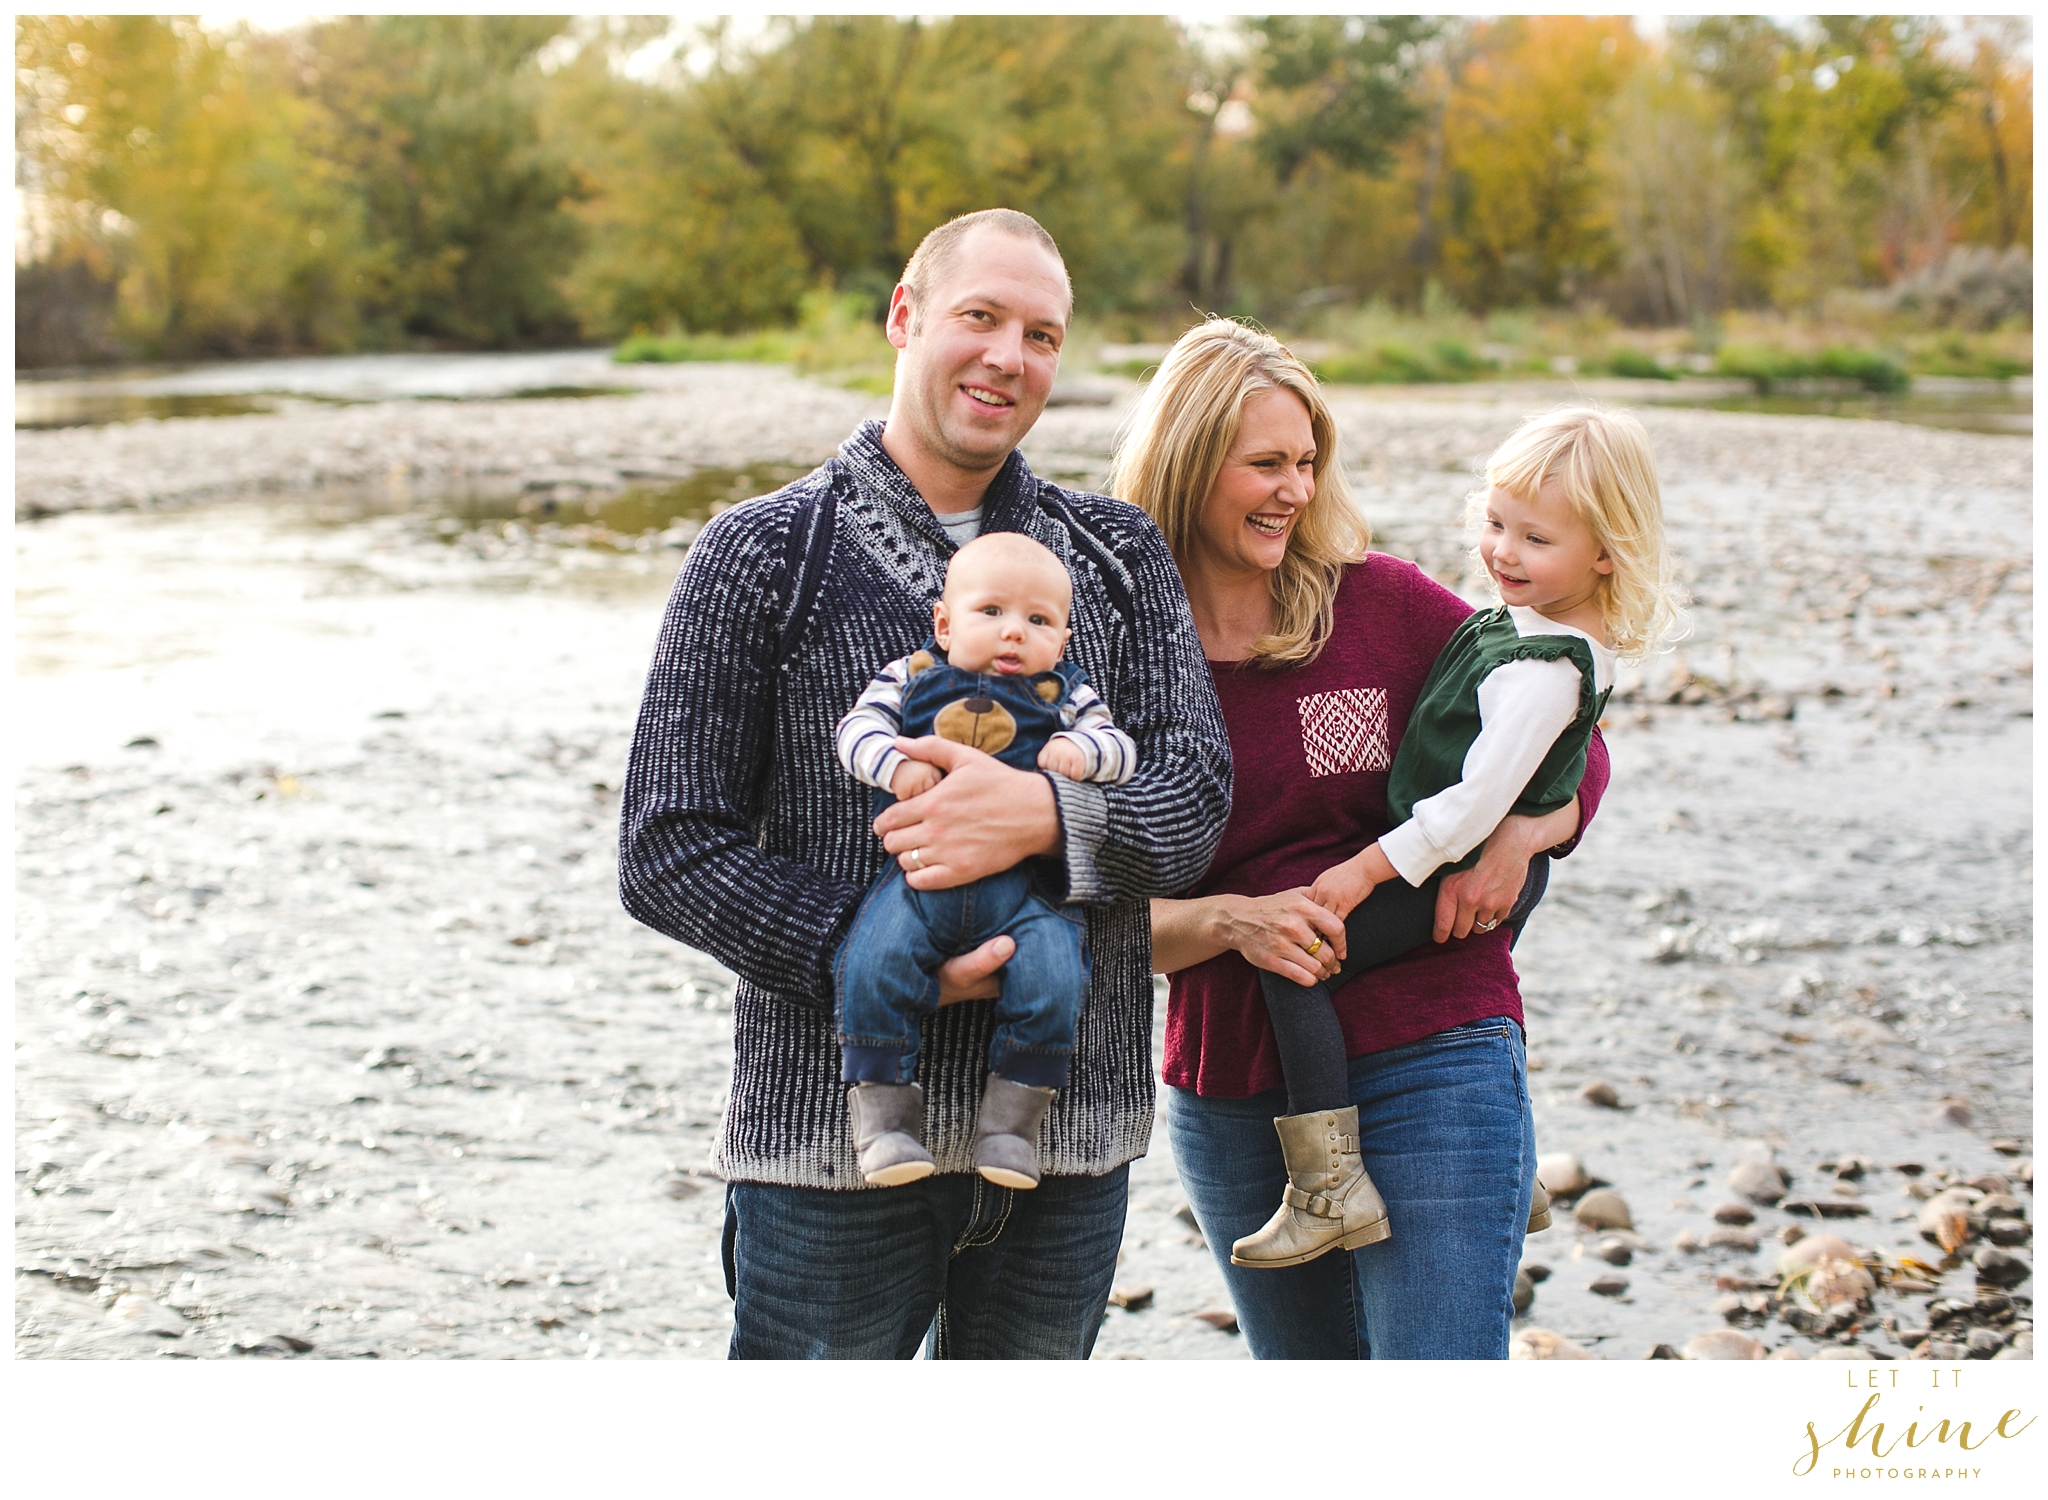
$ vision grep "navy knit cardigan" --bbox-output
[619,421,1232,1187]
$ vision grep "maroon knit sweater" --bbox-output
[1163,554,1610,1098]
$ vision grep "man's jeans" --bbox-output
[835,863,1087,1090]
[1165,1015,1534,1359]
[723,1167,1129,1358]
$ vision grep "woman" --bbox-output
[1110,320,1608,1359]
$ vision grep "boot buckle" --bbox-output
[1283,1185,1339,1218]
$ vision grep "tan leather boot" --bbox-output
[1229,1106,1391,1269]
[1526,1178,1553,1233]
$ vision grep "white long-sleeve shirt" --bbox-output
[1377,607,1616,887]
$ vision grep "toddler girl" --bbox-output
[1234,405,1684,1269]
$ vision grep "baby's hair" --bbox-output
[1472,406,1687,660]
[943,531,1073,613]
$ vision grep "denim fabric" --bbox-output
[723,1166,1129,1359]
[1165,1015,1534,1359]
[835,863,1088,1090]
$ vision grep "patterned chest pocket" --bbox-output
[1297,688,1391,777]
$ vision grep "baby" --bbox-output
[833,531,1136,1189]
[1234,406,1683,1270]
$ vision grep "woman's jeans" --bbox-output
[1166,1016,1534,1359]
[723,1167,1128,1359]
[835,862,1088,1090]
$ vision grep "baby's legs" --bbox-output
[834,864,953,1085]
[984,886,1088,1090]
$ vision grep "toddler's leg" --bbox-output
[1256,972,1351,1116]
[834,867,953,1187]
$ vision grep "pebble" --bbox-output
[1991,1140,2022,1156]
[1683,1329,1766,1360]
[1814,1344,1876,1360]
[1108,1285,1154,1311]
[1521,1263,1552,1283]
[1967,1174,2013,1197]
[1727,1160,1789,1205]
[231,1333,315,1356]
[1572,1188,1633,1231]
[1593,1238,1633,1266]
[1510,1327,1594,1360]
[1779,1233,1860,1272]
[1918,1340,1969,1361]
[1672,1229,1702,1253]
[1770,1345,1806,1359]
[1972,1247,2031,1289]
[1512,1268,1534,1315]
[1779,1224,1806,1246]
[1588,1272,1630,1297]
[2007,1331,2035,1357]
[1979,1194,2025,1219]
[1578,1080,1621,1108]
[1985,1220,2032,1247]
[1892,1161,1926,1177]
[1784,1197,1871,1219]
[1889,1278,1938,1294]
[1934,1099,1974,1127]
[1706,1228,1760,1253]
[1192,1308,1239,1333]
[1824,1155,1876,1180]
[1919,1188,1984,1252]
[1536,1152,1589,1198]
[1646,1343,1681,1359]
[107,1295,186,1338]
[1966,1328,2006,1358]
[1712,1202,1756,1225]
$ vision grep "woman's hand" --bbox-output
[1151,891,1345,988]
[1432,797,1580,941]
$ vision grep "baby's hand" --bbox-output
[889,759,944,800]
[1308,858,1377,921]
[1036,738,1090,779]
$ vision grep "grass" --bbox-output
[615,290,895,391]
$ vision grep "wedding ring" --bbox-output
[1475,918,1499,933]
[1305,935,1323,956]
[910,848,926,870]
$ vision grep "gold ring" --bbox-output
[1305,935,1323,956]
[910,848,925,870]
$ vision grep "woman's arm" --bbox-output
[1151,892,1347,988]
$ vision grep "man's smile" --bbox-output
[962,383,1016,410]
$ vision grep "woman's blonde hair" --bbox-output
[1106,319,1369,667]
[1475,405,1686,661]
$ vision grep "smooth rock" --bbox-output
[1536,1152,1589,1198]
[1684,1329,1766,1360]
[1919,1188,1984,1253]
[1779,1224,1806,1246]
[1728,1160,1788,1205]
[1990,1139,2022,1156]
[1512,1268,1534,1315]
[231,1333,314,1356]
[1972,1247,2031,1289]
[1890,1278,1938,1294]
[108,1295,186,1337]
[1510,1327,1594,1360]
[1579,1080,1621,1108]
[1108,1285,1154,1311]
[1934,1098,1973,1127]
[1980,1194,2025,1219]
[1986,1220,2032,1247]
[1593,1238,1633,1266]
[1521,1262,1552,1283]
[1815,1344,1876,1360]
[2007,1331,2034,1357]
[1712,1202,1756,1225]
[1783,1197,1870,1219]
[1967,1174,2013,1197]
[1893,1161,1925,1177]
[1966,1328,2005,1358]
[1192,1308,1239,1333]
[1827,1155,1875,1180]
[1779,1233,1860,1273]
[1646,1343,1681,1359]
[1588,1273,1630,1297]
[1672,1229,1702,1253]
[1707,1227,1760,1252]
[1770,1345,1807,1360]
[1573,1188,1633,1230]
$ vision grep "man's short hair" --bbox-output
[899,208,1072,333]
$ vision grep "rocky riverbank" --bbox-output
[14,364,2032,1358]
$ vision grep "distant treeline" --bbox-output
[15,14,2033,365]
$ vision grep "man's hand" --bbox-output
[874,736,1061,890]
[1307,857,1377,922]
[888,759,944,800]
[1036,737,1089,780]
[936,935,1012,1006]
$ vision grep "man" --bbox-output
[619,208,1230,1358]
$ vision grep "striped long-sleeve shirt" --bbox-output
[618,421,1231,1188]
[836,647,1139,794]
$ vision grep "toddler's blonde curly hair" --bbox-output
[1473,406,1686,661]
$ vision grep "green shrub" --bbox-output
[1713,343,1907,393]
[1604,349,1677,380]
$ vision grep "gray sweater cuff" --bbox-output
[1047,774,1111,904]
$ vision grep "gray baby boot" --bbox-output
[847,1082,936,1186]
[972,1076,1056,1189]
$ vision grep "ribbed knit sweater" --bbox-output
[619,420,1232,1188]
